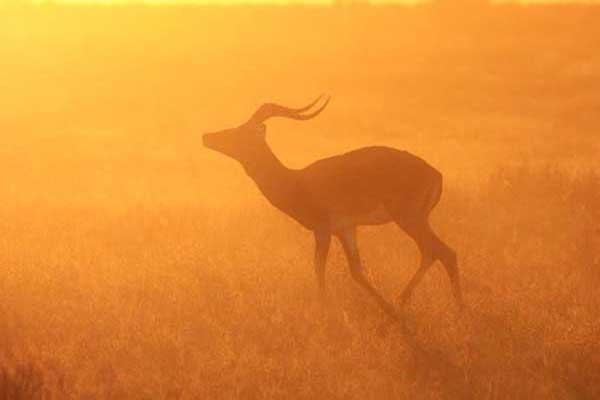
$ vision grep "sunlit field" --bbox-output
[1,4,600,398]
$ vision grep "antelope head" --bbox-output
[202,96,330,167]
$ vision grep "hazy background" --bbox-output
[1,3,599,399]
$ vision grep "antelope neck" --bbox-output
[242,142,299,207]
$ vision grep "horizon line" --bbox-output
[15,0,600,6]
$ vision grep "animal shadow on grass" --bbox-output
[392,310,471,399]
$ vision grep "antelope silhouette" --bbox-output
[203,96,462,320]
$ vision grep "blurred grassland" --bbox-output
[0,4,599,399]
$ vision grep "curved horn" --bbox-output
[289,97,330,120]
[291,94,324,113]
[249,96,330,123]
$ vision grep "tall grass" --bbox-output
[1,165,598,398]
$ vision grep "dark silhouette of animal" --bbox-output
[203,96,462,320]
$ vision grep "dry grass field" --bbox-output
[1,4,600,398]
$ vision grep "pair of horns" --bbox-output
[249,95,330,124]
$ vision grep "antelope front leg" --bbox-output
[314,230,331,301]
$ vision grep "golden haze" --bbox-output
[0,3,599,398]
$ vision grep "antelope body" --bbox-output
[203,97,462,320]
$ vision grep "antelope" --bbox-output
[203,96,463,321]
